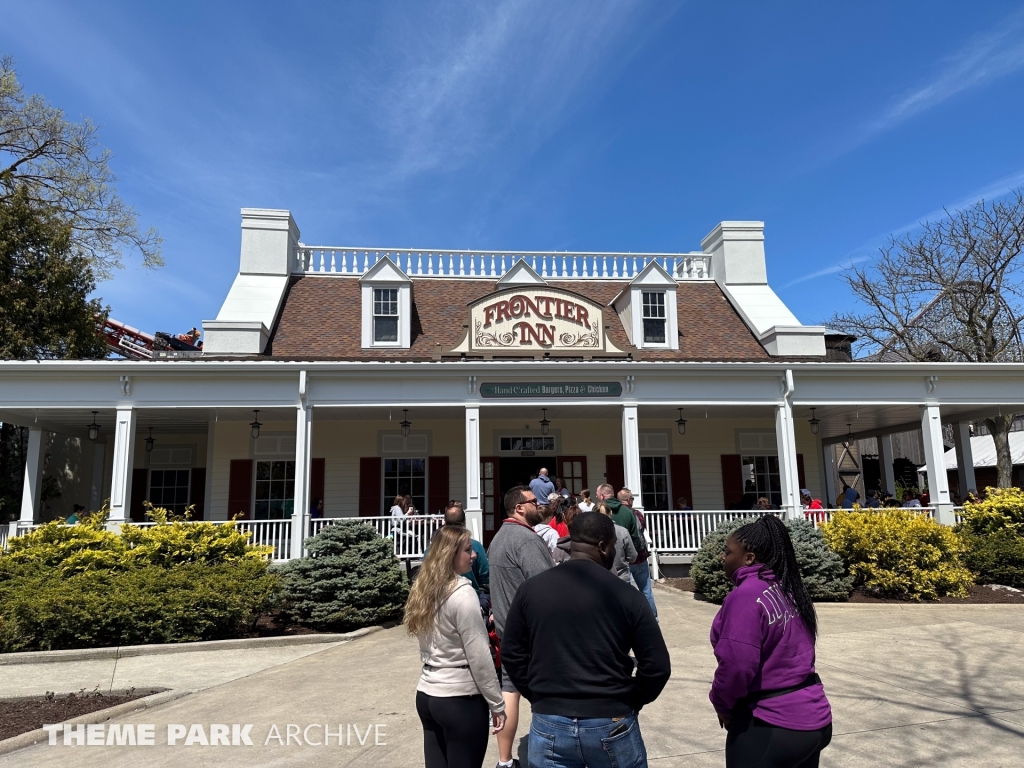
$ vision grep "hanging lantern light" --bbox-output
[845,423,854,444]
[250,410,262,440]
[401,409,412,438]
[539,408,550,436]
[808,407,820,435]
[87,411,100,442]
[676,408,687,435]
[145,427,155,453]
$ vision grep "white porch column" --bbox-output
[921,405,954,525]
[88,439,107,512]
[822,443,838,508]
[465,406,482,543]
[953,422,977,500]
[291,403,312,559]
[775,403,801,518]
[108,407,137,525]
[19,427,46,524]
[879,435,896,496]
[621,404,643,510]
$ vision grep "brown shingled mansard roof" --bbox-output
[264,276,775,362]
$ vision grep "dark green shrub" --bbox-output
[276,521,408,631]
[961,529,1024,588]
[0,559,277,652]
[691,517,852,604]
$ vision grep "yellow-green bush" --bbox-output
[0,506,278,651]
[957,487,1024,536]
[2,505,271,576]
[821,509,972,600]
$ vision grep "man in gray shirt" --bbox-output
[489,485,552,768]
[528,468,555,507]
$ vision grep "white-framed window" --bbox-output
[642,292,666,344]
[499,435,556,452]
[742,455,781,508]
[149,469,190,515]
[384,458,426,513]
[640,456,669,511]
[373,288,399,343]
[254,460,295,519]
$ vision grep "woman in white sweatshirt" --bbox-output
[405,525,506,768]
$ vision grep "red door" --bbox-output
[481,457,501,547]
[557,456,588,496]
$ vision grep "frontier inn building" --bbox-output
[2,209,1021,560]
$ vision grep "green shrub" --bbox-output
[2,505,271,576]
[821,509,972,600]
[0,560,277,652]
[960,529,1024,588]
[276,521,408,632]
[690,517,852,604]
[957,487,1024,536]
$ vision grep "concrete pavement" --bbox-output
[2,586,1022,766]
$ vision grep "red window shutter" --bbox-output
[796,454,806,490]
[311,458,326,507]
[721,454,744,509]
[359,457,382,517]
[130,468,149,522]
[669,455,693,509]
[189,468,207,520]
[428,456,450,515]
[605,455,624,493]
[228,460,253,520]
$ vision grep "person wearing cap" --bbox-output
[501,512,671,767]
[800,489,822,511]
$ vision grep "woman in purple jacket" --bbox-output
[710,516,832,767]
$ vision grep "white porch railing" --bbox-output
[310,515,444,560]
[644,510,775,555]
[235,519,293,561]
[803,507,940,529]
[295,247,712,282]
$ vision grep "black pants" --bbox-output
[726,714,832,768]
[416,691,489,768]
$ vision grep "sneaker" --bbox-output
[496,761,521,768]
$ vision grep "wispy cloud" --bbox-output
[820,10,1024,160]
[785,257,871,288]
[788,166,1024,288]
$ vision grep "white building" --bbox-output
[2,209,1019,561]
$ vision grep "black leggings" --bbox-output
[416,691,489,768]
[726,715,832,768]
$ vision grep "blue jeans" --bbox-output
[529,712,647,768]
[629,562,657,619]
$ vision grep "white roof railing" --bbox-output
[294,246,713,281]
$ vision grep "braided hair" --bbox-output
[733,515,817,639]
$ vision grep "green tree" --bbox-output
[0,54,161,277]
[0,186,109,360]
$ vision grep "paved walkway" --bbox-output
[3,586,1023,766]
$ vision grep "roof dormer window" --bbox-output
[642,291,666,344]
[360,256,412,349]
[373,288,399,343]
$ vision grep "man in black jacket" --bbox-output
[501,512,671,768]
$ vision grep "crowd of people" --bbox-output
[404,467,833,768]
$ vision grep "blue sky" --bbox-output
[3,1,1024,335]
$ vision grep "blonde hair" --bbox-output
[594,501,613,517]
[403,526,471,636]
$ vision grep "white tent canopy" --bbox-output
[919,432,1024,472]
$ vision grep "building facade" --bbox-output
[3,209,1022,557]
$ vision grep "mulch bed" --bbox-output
[848,584,1024,604]
[0,688,162,742]
[659,579,1024,604]
[243,610,322,637]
